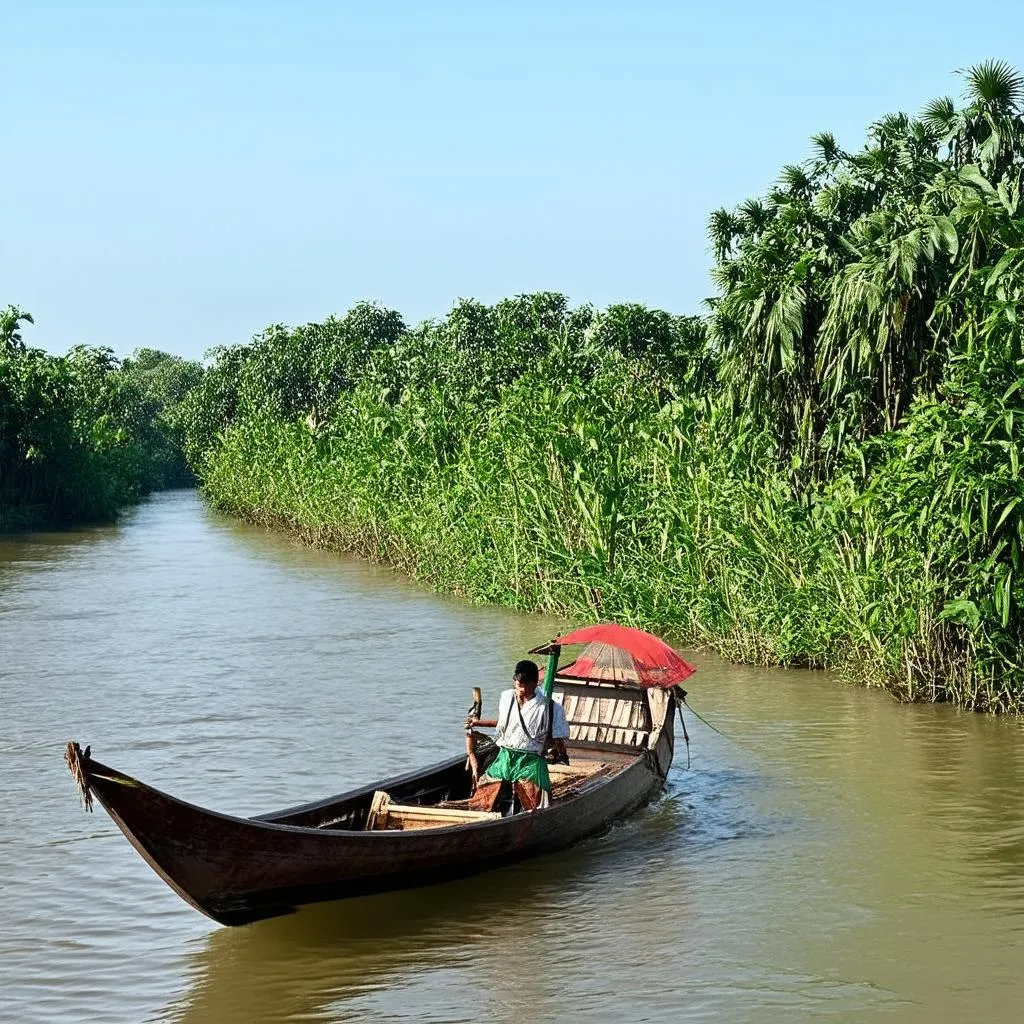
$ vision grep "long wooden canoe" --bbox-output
[64,678,681,926]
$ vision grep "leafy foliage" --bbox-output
[180,62,1024,711]
[0,319,202,528]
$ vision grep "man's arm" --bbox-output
[551,698,570,739]
[468,689,505,729]
[544,697,570,764]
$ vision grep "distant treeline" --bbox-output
[0,306,201,529]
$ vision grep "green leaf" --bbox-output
[985,251,1016,294]
[994,497,1021,534]
[938,599,981,631]
[959,164,997,195]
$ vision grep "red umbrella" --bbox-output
[551,623,695,689]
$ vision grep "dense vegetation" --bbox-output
[0,307,201,528]
[157,63,1024,710]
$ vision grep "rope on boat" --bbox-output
[672,688,747,765]
[64,741,93,812]
[680,695,763,760]
[676,700,691,770]
[680,697,732,740]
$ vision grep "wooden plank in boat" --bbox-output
[564,693,651,747]
[580,696,597,741]
[367,791,501,831]
[562,693,579,722]
[612,700,631,745]
[595,697,610,742]
[547,760,610,779]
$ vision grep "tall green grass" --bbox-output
[185,299,1019,711]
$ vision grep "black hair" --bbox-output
[513,659,539,686]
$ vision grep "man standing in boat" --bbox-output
[467,659,570,811]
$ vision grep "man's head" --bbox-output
[513,659,540,700]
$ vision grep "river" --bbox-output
[3,490,1024,1022]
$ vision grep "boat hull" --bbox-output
[69,707,676,925]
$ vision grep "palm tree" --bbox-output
[706,62,1024,483]
[921,59,1024,177]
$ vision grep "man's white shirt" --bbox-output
[495,689,570,754]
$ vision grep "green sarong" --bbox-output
[483,747,551,792]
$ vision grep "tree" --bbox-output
[1,305,34,354]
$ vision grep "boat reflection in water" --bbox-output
[169,797,695,1023]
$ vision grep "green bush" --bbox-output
[0,309,202,527]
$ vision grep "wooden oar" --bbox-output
[465,686,483,781]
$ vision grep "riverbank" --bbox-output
[189,311,1015,707]
[192,351,1000,711]
[181,66,1024,712]
[0,504,48,532]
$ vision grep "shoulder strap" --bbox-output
[515,694,549,743]
[499,692,516,736]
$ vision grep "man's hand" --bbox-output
[547,738,570,765]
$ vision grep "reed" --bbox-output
[185,298,1019,711]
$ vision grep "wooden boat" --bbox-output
[65,625,695,926]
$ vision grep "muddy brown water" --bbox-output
[3,490,1024,1022]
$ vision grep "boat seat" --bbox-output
[365,790,501,831]
[555,687,652,748]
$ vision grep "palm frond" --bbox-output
[810,131,843,165]
[779,164,813,196]
[708,208,739,258]
[959,59,1024,110]
[738,198,772,233]
[920,96,957,136]
[874,112,911,144]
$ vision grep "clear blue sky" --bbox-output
[3,1,1019,360]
